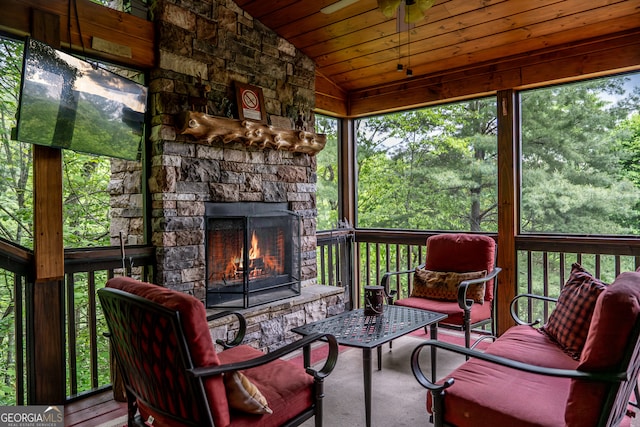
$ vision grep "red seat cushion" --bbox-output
[396,296,491,327]
[219,345,315,427]
[424,233,496,301]
[106,277,231,427]
[428,325,579,427]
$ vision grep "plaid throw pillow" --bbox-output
[540,263,607,360]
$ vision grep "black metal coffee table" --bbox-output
[292,305,447,427]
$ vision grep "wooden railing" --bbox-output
[62,246,154,401]
[1,231,638,404]
[318,229,640,323]
[0,240,154,405]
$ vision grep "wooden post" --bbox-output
[496,90,518,336]
[29,9,66,404]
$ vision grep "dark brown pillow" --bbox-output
[411,268,487,303]
[540,263,608,360]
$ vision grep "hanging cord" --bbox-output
[69,0,96,67]
[406,22,413,76]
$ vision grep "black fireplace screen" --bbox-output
[205,202,301,308]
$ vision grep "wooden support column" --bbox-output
[340,118,358,306]
[496,90,518,336]
[30,9,66,404]
[339,118,356,226]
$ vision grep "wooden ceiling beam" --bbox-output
[0,0,154,69]
[340,28,640,117]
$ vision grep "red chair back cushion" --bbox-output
[106,277,231,427]
[565,271,640,426]
[424,233,496,301]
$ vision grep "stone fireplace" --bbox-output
[109,0,345,350]
[205,201,301,308]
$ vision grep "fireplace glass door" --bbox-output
[205,202,301,308]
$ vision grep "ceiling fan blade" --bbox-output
[378,0,402,18]
[320,0,360,14]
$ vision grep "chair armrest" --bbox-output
[456,267,502,310]
[188,333,339,381]
[381,264,424,302]
[509,293,558,326]
[411,339,627,392]
[206,311,247,349]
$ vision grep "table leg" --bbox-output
[303,344,311,368]
[377,345,382,370]
[363,347,372,427]
[430,323,438,383]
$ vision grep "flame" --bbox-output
[249,231,260,259]
[220,231,284,280]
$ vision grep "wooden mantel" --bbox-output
[177,111,326,155]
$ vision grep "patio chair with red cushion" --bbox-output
[381,233,501,348]
[98,276,338,427]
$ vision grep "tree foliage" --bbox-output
[356,98,498,231]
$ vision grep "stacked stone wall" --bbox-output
[110,0,319,300]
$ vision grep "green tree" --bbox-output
[356,98,498,231]
[315,115,339,230]
[520,76,640,234]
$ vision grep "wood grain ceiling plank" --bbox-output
[261,1,379,35]
[312,0,588,69]
[341,13,640,95]
[320,0,635,90]
[351,29,640,102]
[290,0,504,53]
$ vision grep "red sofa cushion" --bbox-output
[106,277,231,427]
[427,325,579,426]
[424,233,496,301]
[565,271,640,426]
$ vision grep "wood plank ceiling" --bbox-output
[236,0,640,115]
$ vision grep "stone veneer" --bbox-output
[109,0,345,349]
[112,0,321,293]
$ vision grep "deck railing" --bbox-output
[1,231,638,404]
[318,230,640,323]
[62,246,154,401]
[0,240,154,405]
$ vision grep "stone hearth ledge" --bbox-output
[177,111,327,154]
[206,284,345,353]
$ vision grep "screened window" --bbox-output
[315,114,339,231]
[356,97,498,231]
[520,72,640,235]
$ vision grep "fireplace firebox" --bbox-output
[205,202,301,308]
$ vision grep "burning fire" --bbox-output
[224,231,281,279]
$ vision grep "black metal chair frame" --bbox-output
[98,287,339,427]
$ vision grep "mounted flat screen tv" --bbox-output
[14,38,147,161]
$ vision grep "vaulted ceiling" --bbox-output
[236,0,640,116]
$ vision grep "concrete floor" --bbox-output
[300,335,466,427]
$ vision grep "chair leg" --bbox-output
[431,389,445,427]
[463,309,471,360]
[429,324,438,383]
[314,378,325,427]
